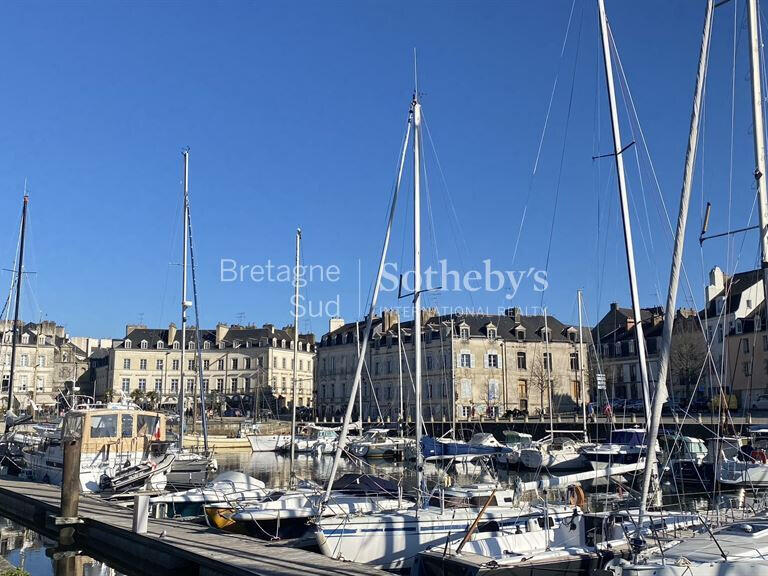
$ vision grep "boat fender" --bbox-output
[567,484,586,508]
[751,450,767,463]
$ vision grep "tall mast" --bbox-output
[7,193,28,412]
[637,0,713,533]
[544,309,554,439]
[323,109,412,505]
[450,316,456,439]
[178,149,190,450]
[397,316,404,437]
[289,228,301,487]
[413,87,424,510]
[597,0,652,419]
[355,320,362,425]
[748,0,768,302]
[577,290,587,442]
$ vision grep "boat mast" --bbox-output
[748,0,768,302]
[7,193,28,412]
[397,315,404,437]
[178,149,190,450]
[322,109,412,505]
[413,85,425,510]
[544,309,554,439]
[597,0,652,420]
[450,316,456,439]
[577,290,587,442]
[289,228,301,487]
[355,320,362,425]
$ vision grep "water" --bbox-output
[0,516,126,576]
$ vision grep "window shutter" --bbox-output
[470,354,475,368]
[483,354,488,368]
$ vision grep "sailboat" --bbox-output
[165,149,217,486]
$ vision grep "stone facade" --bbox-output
[0,320,90,408]
[92,323,316,412]
[315,308,589,422]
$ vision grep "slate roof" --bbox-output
[118,326,315,350]
[700,269,762,318]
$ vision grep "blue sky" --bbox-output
[0,0,761,338]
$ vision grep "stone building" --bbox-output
[92,323,316,412]
[592,303,705,402]
[722,302,768,409]
[0,320,90,409]
[315,308,590,422]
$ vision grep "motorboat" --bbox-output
[519,436,591,471]
[22,403,174,493]
[717,428,768,488]
[150,470,266,517]
[208,473,404,539]
[581,429,658,474]
[497,430,534,466]
[421,432,511,461]
[347,428,411,459]
[283,424,338,455]
[658,433,708,485]
[165,448,218,488]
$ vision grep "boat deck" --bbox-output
[0,477,386,576]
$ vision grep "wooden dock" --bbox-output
[0,477,387,576]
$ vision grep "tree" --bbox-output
[670,329,707,399]
[130,388,145,407]
[145,390,159,409]
[529,355,550,416]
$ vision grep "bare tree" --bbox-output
[670,330,706,399]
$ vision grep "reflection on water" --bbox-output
[0,517,123,576]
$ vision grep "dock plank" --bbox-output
[0,478,384,576]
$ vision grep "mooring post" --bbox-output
[59,412,82,527]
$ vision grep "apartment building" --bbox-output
[315,308,589,422]
[92,322,316,411]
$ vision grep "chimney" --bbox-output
[421,307,437,325]
[262,323,275,334]
[610,302,619,312]
[168,323,177,346]
[382,309,400,332]
[329,317,345,333]
[216,323,229,345]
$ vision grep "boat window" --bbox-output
[262,491,285,502]
[121,414,134,438]
[469,495,497,507]
[90,414,118,438]
[137,414,159,437]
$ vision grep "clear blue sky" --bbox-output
[0,0,761,338]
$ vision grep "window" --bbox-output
[140,359,147,370]
[736,320,743,334]
[233,340,241,349]
[188,341,195,350]
[172,359,180,370]
[156,359,164,370]
[518,379,528,399]
[170,379,179,392]
[202,379,209,392]
[629,364,637,382]
[757,316,763,332]
[244,377,251,392]
[37,356,46,368]
[35,376,44,392]
[123,358,131,370]
[245,358,252,369]
[19,354,28,367]
[744,361,752,377]
[125,340,132,349]
[425,357,432,371]
[461,379,472,398]
[569,352,579,371]
[231,377,238,391]
[19,375,27,391]
[614,342,622,356]
[374,362,379,375]
[516,329,525,342]
[121,414,133,438]
[218,359,224,370]
[488,379,499,401]
[20,334,29,344]
[718,327,723,343]
[460,326,470,340]
[188,359,195,371]
[460,353,472,368]
[203,341,211,350]
[299,360,303,371]
[154,378,162,392]
[461,405,472,419]
[282,358,286,369]
[173,342,180,350]
[140,340,148,350]
[628,340,635,355]
[488,328,497,339]
[763,334,768,352]
[186,379,194,392]
[517,352,527,370]
[216,378,224,392]
[742,338,750,354]
[543,352,552,371]
[232,358,238,370]
[91,414,117,438]
[203,359,210,370]
[487,353,499,368]
[157,341,164,349]
[138,378,146,392]
[121,378,130,392]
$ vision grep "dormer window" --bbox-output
[125,339,132,349]
[203,341,211,350]
[716,297,725,315]
[140,340,148,350]
[757,316,763,332]
[281,339,286,348]
[516,329,525,342]
[156,341,164,350]
[615,342,622,355]
[172,341,179,350]
[487,327,497,340]
[298,342,303,351]
[568,330,577,342]
[628,340,635,354]
[21,334,29,345]
[218,341,225,349]
[233,340,241,349]
[736,320,743,334]
[188,341,195,350]
[460,325,470,340]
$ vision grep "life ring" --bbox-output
[567,484,586,508]
[751,450,767,463]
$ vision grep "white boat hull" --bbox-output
[247,434,291,452]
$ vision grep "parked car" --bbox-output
[752,394,768,410]
[708,394,738,412]
[503,408,529,419]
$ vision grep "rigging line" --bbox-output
[543,4,585,283]
[511,0,578,266]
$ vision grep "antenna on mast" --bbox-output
[413,48,419,102]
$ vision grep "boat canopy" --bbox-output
[328,473,398,496]
[610,429,645,446]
